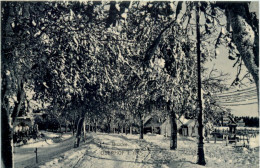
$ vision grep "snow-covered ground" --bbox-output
[14,131,73,168]
[27,133,259,168]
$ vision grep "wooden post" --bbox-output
[226,135,228,146]
[165,125,168,137]
[243,134,245,147]
[34,148,38,163]
[205,128,209,143]
[247,135,249,147]
[235,137,237,147]
[95,122,97,133]
[130,126,132,135]
[118,123,120,134]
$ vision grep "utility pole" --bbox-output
[196,2,206,166]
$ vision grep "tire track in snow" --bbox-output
[103,134,160,167]
[72,138,95,168]
[39,133,172,168]
[85,133,151,168]
[71,135,118,168]
[132,138,173,167]
[72,149,95,168]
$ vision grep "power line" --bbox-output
[216,97,258,104]
[214,86,256,96]
[217,102,258,106]
[216,86,255,94]
[215,96,257,103]
[214,89,257,98]
[217,94,257,99]
[214,95,257,102]
[225,97,257,102]
[214,93,257,100]
[213,92,257,100]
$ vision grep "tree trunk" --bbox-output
[65,119,67,133]
[139,113,144,139]
[83,119,86,142]
[72,121,75,136]
[95,122,97,132]
[130,125,133,135]
[107,123,110,133]
[165,121,168,137]
[107,117,111,133]
[196,3,206,165]
[88,122,91,133]
[117,123,120,134]
[74,118,83,147]
[74,112,85,148]
[1,106,13,168]
[1,4,27,167]
[215,2,259,101]
[170,112,177,150]
[11,79,25,124]
[59,122,62,133]
[1,77,24,168]
[125,125,127,135]
[72,116,75,135]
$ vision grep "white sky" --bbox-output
[206,49,258,117]
[199,2,258,117]
[203,1,259,117]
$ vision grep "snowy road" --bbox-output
[39,133,173,168]
[14,133,75,168]
[15,133,259,168]
[38,133,259,168]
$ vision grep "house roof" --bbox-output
[237,119,244,123]
[144,116,162,128]
[159,115,196,128]
[176,115,189,125]
[183,119,196,126]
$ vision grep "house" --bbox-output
[160,117,170,136]
[14,116,34,128]
[13,116,34,133]
[143,116,162,134]
[221,114,236,126]
[109,122,139,134]
[160,115,199,137]
[236,119,245,127]
[179,119,199,137]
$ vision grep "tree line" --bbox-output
[236,116,259,127]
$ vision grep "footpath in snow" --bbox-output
[33,133,259,168]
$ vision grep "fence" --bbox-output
[209,127,258,148]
